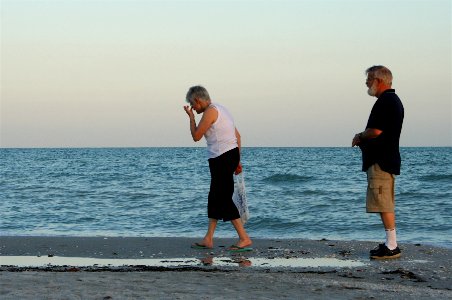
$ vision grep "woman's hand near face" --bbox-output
[184,105,194,119]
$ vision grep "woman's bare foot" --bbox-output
[199,237,213,249]
[235,238,252,248]
[191,242,212,249]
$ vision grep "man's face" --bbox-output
[366,75,378,97]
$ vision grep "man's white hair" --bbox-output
[366,65,393,86]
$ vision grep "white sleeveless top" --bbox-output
[204,103,238,159]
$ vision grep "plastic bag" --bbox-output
[232,172,250,224]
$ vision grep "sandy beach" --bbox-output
[1,236,451,299]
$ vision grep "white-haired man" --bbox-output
[352,66,404,259]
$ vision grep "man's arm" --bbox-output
[352,128,383,147]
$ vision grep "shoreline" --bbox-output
[1,236,451,299]
[1,235,451,258]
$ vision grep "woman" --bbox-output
[183,86,252,251]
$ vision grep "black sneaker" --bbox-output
[370,243,385,255]
[370,245,401,259]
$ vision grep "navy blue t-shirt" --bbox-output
[360,89,404,174]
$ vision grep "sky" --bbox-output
[1,0,451,147]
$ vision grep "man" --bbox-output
[352,65,404,259]
[183,86,252,252]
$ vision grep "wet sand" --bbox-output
[1,236,451,299]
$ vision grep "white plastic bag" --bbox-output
[232,172,250,224]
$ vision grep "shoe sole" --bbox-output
[370,253,401,260]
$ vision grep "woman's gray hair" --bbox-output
[366,65,393,86]
[186,86,211,103]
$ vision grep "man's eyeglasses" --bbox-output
[366,77,379,84]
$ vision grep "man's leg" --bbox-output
[380,212,397,250]
[380,212,396,229]
[367,165,400,258]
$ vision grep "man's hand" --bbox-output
[352,133,361,147]
[352,128,382,147]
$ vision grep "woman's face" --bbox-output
[190,98,203,114]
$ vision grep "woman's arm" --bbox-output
[235,128,243,174]
[235,128,241,152]
[184,106,218,142]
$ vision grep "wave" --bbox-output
[262,174,313,184]
[419,174,452,182]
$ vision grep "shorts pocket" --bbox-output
[369,180,388,199]
[367,179,393,211]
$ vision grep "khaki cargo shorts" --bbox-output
[366,164,396,213]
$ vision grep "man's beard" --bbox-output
[367,82,378,96]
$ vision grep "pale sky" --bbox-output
[1,0,451,147]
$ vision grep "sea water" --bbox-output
[1,147,451,248]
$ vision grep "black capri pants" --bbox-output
[207,147,240,221]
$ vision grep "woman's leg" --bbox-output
[198,218,217,248]
[231,218,252,248]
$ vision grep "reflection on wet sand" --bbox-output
[200,256,252,267]
[1,255,367,269]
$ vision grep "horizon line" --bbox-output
[1,146,451,150]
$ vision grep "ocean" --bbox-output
[1,147,451,248]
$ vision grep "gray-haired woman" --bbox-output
[183,86,252,251]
